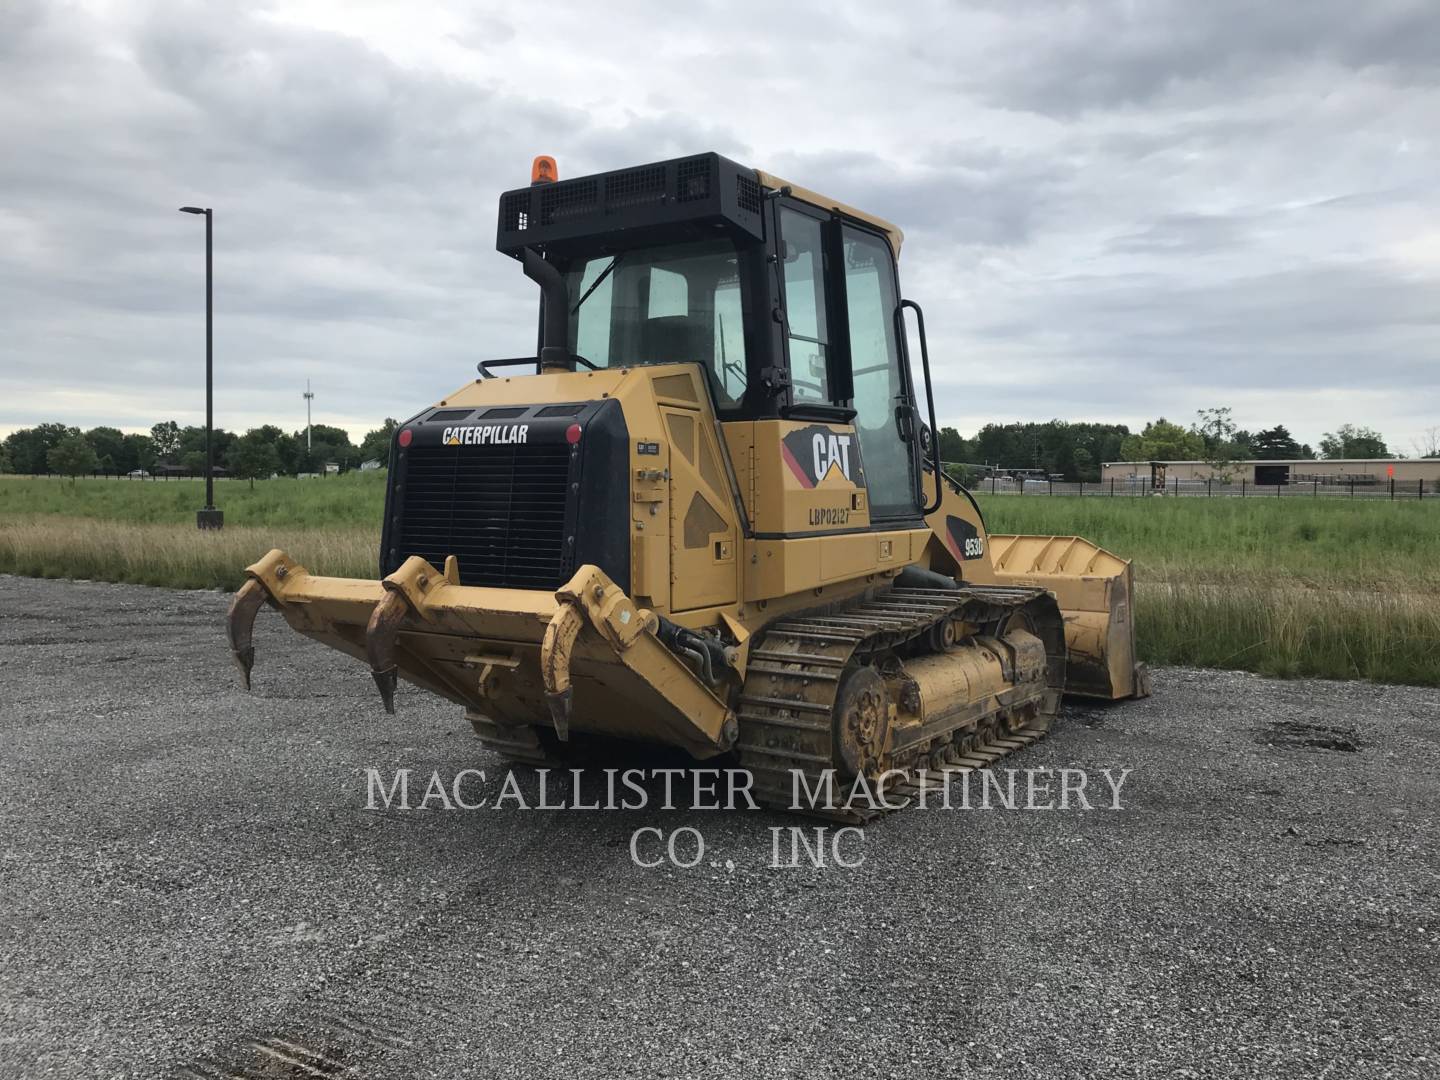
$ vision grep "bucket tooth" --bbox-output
[545,687,574,741]
[540,603,586,740]
[365,589,410,714]
[225,579,268,690]
[371,669,399,715]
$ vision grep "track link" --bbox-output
[735,584,1066,821]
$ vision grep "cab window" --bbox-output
[842,225,917,518]
[779,208,830,404]
[563,237,748,409]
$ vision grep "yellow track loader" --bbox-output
[228,153,1149,811]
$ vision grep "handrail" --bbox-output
[899,299,943,514]
[476,355,597,379]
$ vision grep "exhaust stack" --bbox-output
[522,247,572,373]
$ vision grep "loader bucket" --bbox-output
[924,478,1148,700]
[226,549,737,758]
[972,534,1150,700]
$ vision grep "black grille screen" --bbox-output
[736,173,762,214]
[496,153,765,253]
[540,178,597,226]
[501,191,530,232]
[604,165,666,209]
[676,157,711,202]
[396,443,572,589]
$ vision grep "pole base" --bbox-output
[196,508,224,530]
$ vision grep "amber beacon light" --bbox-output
[531,155,558,184]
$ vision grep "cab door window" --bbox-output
[779,208,830,404]
[842,226,918,519]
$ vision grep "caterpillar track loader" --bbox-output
[228,152,1149,813]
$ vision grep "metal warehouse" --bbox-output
[1100,458,1440,485]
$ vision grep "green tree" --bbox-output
[47,434,99,482]
[84,426,130,473]
[1251,425,1305,460]
[359,419,400,465]
[150,421,182,462]
[122,433,155,472]
[178,425,235,470]
[1118,418,1205,462]
[297,424,357,472]
[1192,407,1245,482]
[0,445,11,473]
[233,425,295,474]
[4,423,80,474]
[228,430,283,489]
[966,420,1128,481]
[935,425,973,467]
[1319,424,1388,459]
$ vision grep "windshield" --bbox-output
[562,238,748,407]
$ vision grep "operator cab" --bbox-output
[494,152,939,524]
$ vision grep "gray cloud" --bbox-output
[766,144,1070,247]
[0,0,1436,451]
[940,0,1440,116]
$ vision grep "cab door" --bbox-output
[776,203,921,523]
[836,223,920,521]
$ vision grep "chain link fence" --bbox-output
[972,475,1432,500]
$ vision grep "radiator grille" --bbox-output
[396,443,572,589]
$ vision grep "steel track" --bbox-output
[735,584,1065,822]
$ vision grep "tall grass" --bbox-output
[1136,579,1439,686]
[977,494,1440,591]
[978,495,1440,685]
[0,517,378,590]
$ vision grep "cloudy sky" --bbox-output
[2,0,1437,452]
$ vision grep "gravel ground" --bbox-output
[0,574,1436,1080]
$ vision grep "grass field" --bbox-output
[975,494,1440,591]
[0,475,383,589]
[977,495,1440,686]
[2,474,1436,686]
[0,472,386,527]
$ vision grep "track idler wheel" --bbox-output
[834,666,891,779]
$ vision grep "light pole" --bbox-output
[180,205,222,529]
[304,379,314,453]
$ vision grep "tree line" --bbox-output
[2,410,1416,485]
[1,420,400,483]
[937,410,1403,483]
